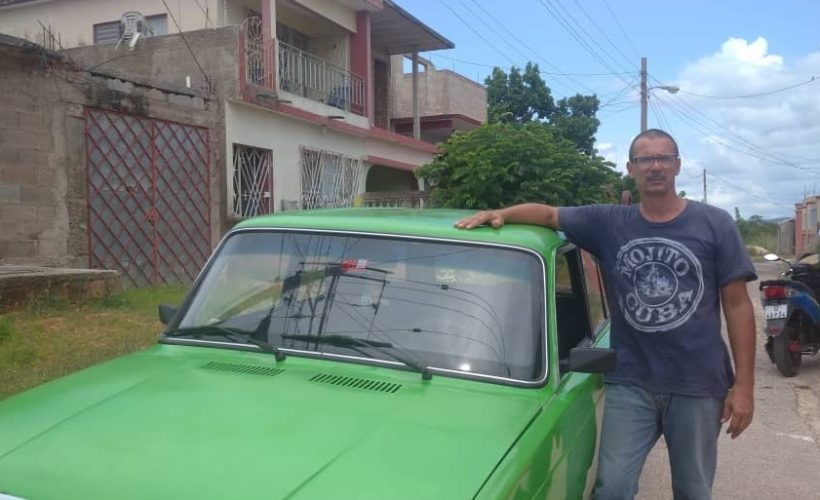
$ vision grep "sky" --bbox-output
[401,0,820,220]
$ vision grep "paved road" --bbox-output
[636,261,820,499]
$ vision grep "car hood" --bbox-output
[0,345,549,500]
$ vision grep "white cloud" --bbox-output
[657,37,820,219]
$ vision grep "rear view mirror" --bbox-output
[567,347,616,373]
[158,304,178,325]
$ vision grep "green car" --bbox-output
[0,209,614,500]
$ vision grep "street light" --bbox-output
[639,57,680,131]
[640,85,679,131]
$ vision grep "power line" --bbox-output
[599,79,637,107]
[425,51,631,76]
[463,0,623,94]
[679,75,818,99]
[438,0,517,66]
[457,0,534,65]
[650,83,820,170]
[570,0,635,69]
[649,99,671,132]
[160,0,213,92]
[535,0,624,77]
[706,170,791,210]
[656,96,820,175]
[536,0,634,81]
[602,0,641,60]
[191,0,216,28]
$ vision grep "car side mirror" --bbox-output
[158,304,178,325]
[567,347,616,373]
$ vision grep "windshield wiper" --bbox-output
[282,333,432,380]
[168,325,286,361]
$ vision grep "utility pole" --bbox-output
[639,58,679,132]
[702,168,708,204]
[640,57,648,132]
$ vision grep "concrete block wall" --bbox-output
[389,55,487,124]
[64,26,240,98]
[0,49,67,265]
[0,40,226,269]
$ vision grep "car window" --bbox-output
[554,247,594,363]
[581,250,608,334]
[178,231,546,381]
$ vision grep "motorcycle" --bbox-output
[760,252,820,376]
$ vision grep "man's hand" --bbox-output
[720,279,756,439]
[455,210,505,229]
[721,384,754,439]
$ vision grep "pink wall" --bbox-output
[350,11,371,120]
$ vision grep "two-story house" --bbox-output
[0,0,485,284]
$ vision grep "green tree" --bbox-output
[550,94,601,155]
[416,122,622,209]
[734,208,777,250]
[485,64,601,154]
[486,63,555,124]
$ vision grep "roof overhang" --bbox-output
[335,0,383,11]
[371,0,454,54]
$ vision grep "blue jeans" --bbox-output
[592,383,724,500]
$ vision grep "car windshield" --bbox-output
[174,230,545,381]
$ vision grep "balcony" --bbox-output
[278,41,365,115]
[240,17,365,116]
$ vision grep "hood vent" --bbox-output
[310,373,402,393]
[201,361,284,377]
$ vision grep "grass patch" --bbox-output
[0,285,187,401]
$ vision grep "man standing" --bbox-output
[455,129,756,500]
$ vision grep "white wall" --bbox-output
[0,0,221,47]
[226,101,367,213]
[225,101,435,215]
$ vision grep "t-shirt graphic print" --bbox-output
[614,237,704,333]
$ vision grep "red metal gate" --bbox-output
[85,108,210,286]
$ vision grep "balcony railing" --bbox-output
[241,17,275,90]
[278,41,366,115]
[360,191,432,209]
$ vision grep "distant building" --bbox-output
[795,195,820,256]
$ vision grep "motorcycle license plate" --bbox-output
[764,304,788,319]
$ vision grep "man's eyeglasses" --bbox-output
[630,154,679,168]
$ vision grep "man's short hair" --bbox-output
[628,129,679,160]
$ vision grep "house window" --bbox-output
[144,14,167,36]
[93,21,121,44]
[300,147,361,210]
[92,13,167,45]
[232,144,273,217]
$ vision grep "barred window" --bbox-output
[300,148,361,210]
[232,144,273,218]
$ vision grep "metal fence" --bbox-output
[278,41,365,114]
[360,191,432,209]
[241,17,275,89]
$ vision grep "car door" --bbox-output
[541,246,610,499]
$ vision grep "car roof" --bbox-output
[234,208,566,255]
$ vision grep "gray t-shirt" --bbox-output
[558,201,757,397]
